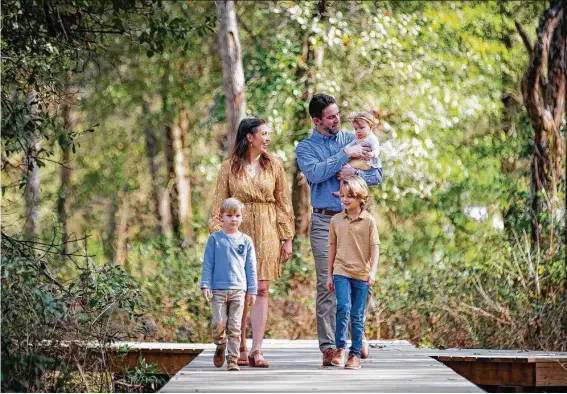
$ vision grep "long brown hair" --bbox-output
[230,117,272,176]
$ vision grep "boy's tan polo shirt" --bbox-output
[329,210,380,281]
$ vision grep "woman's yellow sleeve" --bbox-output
[274,161,295,240]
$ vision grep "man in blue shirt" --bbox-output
[296,94,382,366]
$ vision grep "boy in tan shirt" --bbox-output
[326,176,379,369]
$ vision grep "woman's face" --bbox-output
[247,124,271,154]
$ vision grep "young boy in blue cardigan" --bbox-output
[201,198,257,371]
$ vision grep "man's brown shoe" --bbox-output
[227,356,240,371]
[331,348,346,366]
[213,345,226,368]
[322,348,336,366]
[345,354,361,370]
[361,340,370,359]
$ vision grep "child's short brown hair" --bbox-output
[341,176,370,210]
[220,197,244,215]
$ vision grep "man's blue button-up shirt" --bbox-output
[296,128,383,212]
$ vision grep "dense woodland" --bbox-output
[1,0,566,391]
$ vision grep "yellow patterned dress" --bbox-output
[208,159,295,280]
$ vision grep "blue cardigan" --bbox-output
[200,231,258,295]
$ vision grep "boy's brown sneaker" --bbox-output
[213,345,226,368]
[331,348,346,366]
[345,354,361,370]
[322,348,336,366]
[227,356,240,371]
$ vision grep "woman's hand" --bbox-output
[281,239,293,263]
[366,274,376,287]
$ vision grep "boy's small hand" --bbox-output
[202,288,211,301]
[364,151,375,159]
[247,294,256,306]
[331,191,340,197]
[326,277,334,292]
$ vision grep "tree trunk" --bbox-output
[176,110,194,244]
[165,122,181,241]
[114,185,131,271]
[517,2,565,246]
[104,185,130,266]
[58,94,75,255]
[216,0,246,152]
[142,101,164,236]
[105,195,118,262]
[291,0,328,238]
[24,85,41,240]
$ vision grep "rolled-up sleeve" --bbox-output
[296,142,350,184]
[359,166,383,186]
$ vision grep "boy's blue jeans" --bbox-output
[334,274,370,358]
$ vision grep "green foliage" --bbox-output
[116,356,166,393]
[1,233,142,392]
[1,0,216,192]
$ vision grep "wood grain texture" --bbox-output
[159,340,484,393]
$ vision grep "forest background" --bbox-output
[2,0,566,391]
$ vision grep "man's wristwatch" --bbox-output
[354,169,360,176]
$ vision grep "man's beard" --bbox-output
[324,125,339,135]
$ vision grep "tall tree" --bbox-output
[23,86,40,240]
[58,90,75,254]
[216,0,246,151]
[516,1,565,247]
[291,0,328,237]
[114,185,131,269]
[165,122,182,241]
[142,101,164,236]
[174,110,194,244]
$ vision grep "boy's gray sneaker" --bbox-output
[227,357,240,371]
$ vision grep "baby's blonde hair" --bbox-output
[348,111,377,130]
[220,197,244,215]
[341,176,370,210]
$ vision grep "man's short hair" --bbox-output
[309,94,336,120]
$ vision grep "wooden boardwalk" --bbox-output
[159,340,484,393]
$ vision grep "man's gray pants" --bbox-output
[310,213,336,353]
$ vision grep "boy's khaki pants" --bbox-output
[212,290,246,360]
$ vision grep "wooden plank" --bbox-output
[108,348,202,375]
[536,362,567,386]
[426,348,567,363]
[441,361,535,387]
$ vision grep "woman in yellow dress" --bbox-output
[208,117,295,368]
